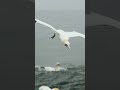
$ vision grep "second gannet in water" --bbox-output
[41,62,67,72]
[35,19,85,50]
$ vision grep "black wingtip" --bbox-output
[51,34,56,39]
[35,20,36,23]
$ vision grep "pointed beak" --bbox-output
[65,44,71,50]
[67,45,71,50]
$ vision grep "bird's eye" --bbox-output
[65,44,68,46]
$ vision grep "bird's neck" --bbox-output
[64,40,70,45]
[52,88,59,90]
[55,66,60,71]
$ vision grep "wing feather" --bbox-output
[35,19,57,32]
[66,31,85,38]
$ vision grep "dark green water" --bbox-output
[35,65,85,90]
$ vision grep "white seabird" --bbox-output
[39,86,59,90]
[40,62,67,72]
[35,19,85,50]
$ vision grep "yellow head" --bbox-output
[52,88,60,90]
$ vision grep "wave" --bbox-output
[35,65,85,90]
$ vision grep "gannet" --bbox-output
[35,19,85,49]
[40,62,67,72]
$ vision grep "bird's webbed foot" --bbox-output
[51,33,56,39]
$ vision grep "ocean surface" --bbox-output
[35,65,85,90]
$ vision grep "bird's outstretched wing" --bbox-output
[65,31,85,38]
[35,19,57,32]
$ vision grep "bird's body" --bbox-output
[43,67,56,72]
[41,66,64,72]
[39,86,59,90]
[35,19,85,49]
[57,30,69,44]
[40,62,67,72]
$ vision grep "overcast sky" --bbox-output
[35,0,85,66]
[35,0,85,10]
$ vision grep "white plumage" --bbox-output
[41,62,67,72]
[35,19,85,49]
[43,67,56,72]
[39,86,59,90]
